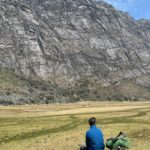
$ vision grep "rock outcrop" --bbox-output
[0,0,150,104]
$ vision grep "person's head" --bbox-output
[88,117,96,126]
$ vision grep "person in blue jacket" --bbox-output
[80,117,105,150]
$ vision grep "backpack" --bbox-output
[106,132,129,150]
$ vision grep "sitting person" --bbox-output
[80,117,105,150]
[106,132,130,150]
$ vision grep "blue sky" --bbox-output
[103,0,150,20]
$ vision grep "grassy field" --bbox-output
[0,101,150,150]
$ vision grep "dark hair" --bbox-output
[88,117,96,126]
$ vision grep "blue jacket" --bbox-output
[86,125,105,150]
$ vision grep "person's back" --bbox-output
[81,117,105,150]
[86,124,104,150]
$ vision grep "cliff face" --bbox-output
[0,0,150,104]
[138,19,150,42]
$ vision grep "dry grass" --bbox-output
[0,101,150,150]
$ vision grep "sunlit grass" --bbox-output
[0,101,150,150]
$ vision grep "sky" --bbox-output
[103,0,150,20]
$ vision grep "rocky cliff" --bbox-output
[0,0,150,104]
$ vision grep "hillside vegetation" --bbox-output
[1,67,150,104]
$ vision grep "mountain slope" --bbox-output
[0,0,150,104]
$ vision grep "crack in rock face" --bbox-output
[0,0,150,103]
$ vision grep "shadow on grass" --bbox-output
[1,107,150,127]
[84,110,150,125]
[1,107,150,144]
[26,106,150,118]
[0,115,81,144]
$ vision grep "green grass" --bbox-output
[0,102,150,150]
